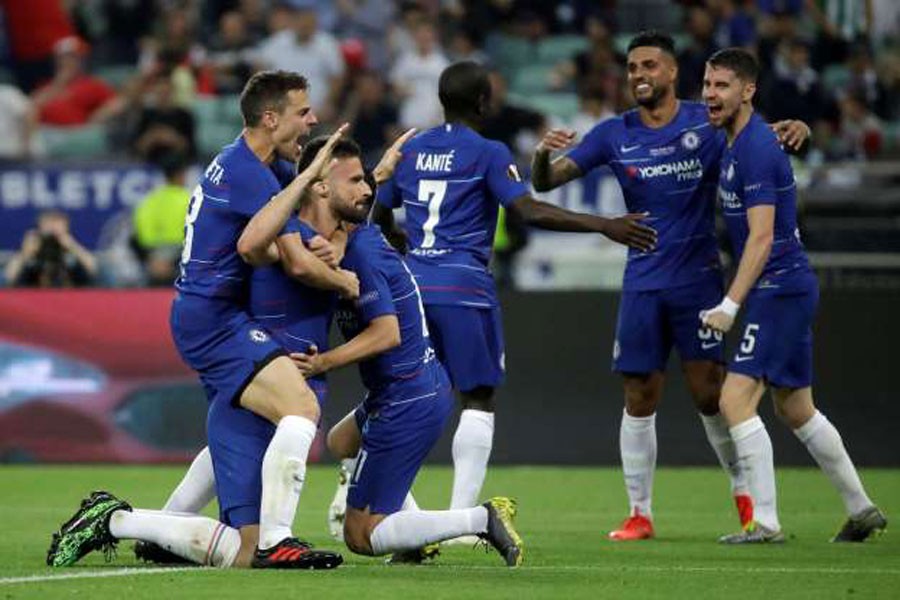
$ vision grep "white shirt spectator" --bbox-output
[255,29,345,111]
[0,85,41,159]
[390,49,448,129]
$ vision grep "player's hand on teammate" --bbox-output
[771,120,811,151]
[308,235,343,268]
[604,213,657,253]
[289,345,326,376]
[337,268,360,299]
[372,128,417,184]
[537,128,577,153]
[301,122,351,182]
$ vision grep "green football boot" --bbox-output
[47,491,132,567]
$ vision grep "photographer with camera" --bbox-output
[4,209,98,287]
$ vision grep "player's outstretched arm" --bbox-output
[509,196,657,252]
[277,232,360,299]
[238,124,349,264]
[531,128,583,192]
[701,205,774,333]
[289,315,401,376]
[771,119,812,153]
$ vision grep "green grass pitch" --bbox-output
[1,465,897,599]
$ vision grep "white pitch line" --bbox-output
[3,563,899,585]
[0,566,205,585]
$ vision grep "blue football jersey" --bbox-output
[566,101,724,291]
[249,219,337,385]
[175,136,287,303]
[375,123,530,308]
[335,224,436,397]
[718,113,811,291]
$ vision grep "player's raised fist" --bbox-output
[604,213,657,253]
[537,128,577,153]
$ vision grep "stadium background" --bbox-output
[0,0,898,468]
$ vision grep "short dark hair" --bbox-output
[239,70,309,127]
[707,47,759,83]
[438,61,491,118]
[296,135,362,179]
[627,31,676,56]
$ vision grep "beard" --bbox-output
[332,198,371,224]
[633,82,669,109]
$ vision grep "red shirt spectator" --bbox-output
[35,76,118,126]
[31,37,122,127]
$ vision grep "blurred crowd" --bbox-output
[1,0,898,166]
[1,0,898,288]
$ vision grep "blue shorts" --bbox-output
[425,304,504,392]
[728,277,818,389]
[613,278,725,373]
[347,363,453,515]
[170,293,285,407]
[208,379,328,528]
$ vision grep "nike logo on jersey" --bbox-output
[620,144,641,153]
[701,341,720,350]
[734,355,754,362]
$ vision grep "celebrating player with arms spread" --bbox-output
[700,48,886,544]
[531,31,811,541]
[372,60,656,536]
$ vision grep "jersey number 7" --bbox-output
[419,180,448,248]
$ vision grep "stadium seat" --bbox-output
[486,33,538,79]
[192,97,219,125]
[821,64,850,95]
[39,124,109,159]
[511,92,580,121]
[537,35,589,64]
[194,95,243,158]
[95,65,137,89]
[510,64,556,96]
[883,120,900,153]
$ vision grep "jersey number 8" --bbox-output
[181,186,204,267]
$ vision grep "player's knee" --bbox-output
[270,385,320,422]
[622,375,659,416]
[684,364,724,416]
[693,391,721,416]
[718,387,749,421]
[773,393,812,429]
[342,521,374,556]
[460,386,495,412]
[232,527,259,568]
[326,426,354,460]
